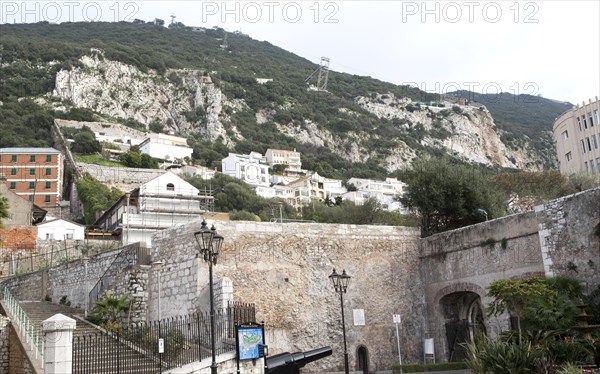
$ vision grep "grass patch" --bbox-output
[74,154,123,167]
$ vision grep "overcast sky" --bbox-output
[2,1,599,103]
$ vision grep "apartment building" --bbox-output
[264,148,303,176]
[345,177,407,213]
[553,97,600,175]
[0,148,63,207]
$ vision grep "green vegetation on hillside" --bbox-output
[76,174,122,225]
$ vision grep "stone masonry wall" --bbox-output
[151,221,422,372]
[110,264,149,323]
[8,325,35,374]
[419,211,545,362]
[0,316,9,374]
[536,187,600,293]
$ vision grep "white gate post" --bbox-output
[42,314,76,374]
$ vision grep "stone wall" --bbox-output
[8,325,35,374]
[0,316,9,374]
[151,221,423,372]
[0,243,145,309]
[419,211,545,362]
[536,187,600,293]
[110,264,150,323]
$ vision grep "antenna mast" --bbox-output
[305,57,330,92]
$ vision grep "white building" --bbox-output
[264,148,303,176]
[89,172,213,246]
[37,218,85,240]
[346,177,407,213]
[285,172,345,209]
[176,165,217,180]
[221,152,270,187]
[139,133,193,162]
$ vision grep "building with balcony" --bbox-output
[221,152,270,187]
[265,148,303,176]
[553,97,600,176]
[0,147,63,208]
[346,177,407,212]
[88,172,213,246]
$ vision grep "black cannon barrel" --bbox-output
[266,346,332,374]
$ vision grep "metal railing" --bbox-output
[1,287,44,368]
[73,303,255,374]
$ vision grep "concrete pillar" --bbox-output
[42,313,76,374]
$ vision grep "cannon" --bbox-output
[265,346,332,374]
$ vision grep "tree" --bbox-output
[486,277,555,337]
[92,291,130,328]
[0,194,9,229]
[71,131,102,154]
[398,156,507,237]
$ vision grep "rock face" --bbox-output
[53,50,235,144]
[51,51,542,171]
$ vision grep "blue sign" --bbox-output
[237,326,264,360]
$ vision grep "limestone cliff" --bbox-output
[50,52,542,171]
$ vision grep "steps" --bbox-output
[19,301,161,373]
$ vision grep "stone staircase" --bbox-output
[20,301,162,373]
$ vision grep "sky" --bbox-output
[2,1,599,104]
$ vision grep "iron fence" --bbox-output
[73,303,255,374]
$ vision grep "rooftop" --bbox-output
[0,147,61,154]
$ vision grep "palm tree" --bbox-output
[92,291,131,327]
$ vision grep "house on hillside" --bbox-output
[264,148,303,177]
[221,152,270,187]
[285,172,345,209]
[345,177,407,213]
[36,218,85,241]
[139,133,193,162]
[88,172,213,246]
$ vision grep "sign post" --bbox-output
[393,314,402,374]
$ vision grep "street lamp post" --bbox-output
[194,220,224,374]
[329,268,351,374]
[151,260,165,320]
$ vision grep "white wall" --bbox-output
[37,220,85,240]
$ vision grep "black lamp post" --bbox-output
[194,220,224,374]
[329,268,351,374]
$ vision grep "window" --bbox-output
[583,116,588,128]
[565,152,572,162]
[46,233,54,240]
[591,160,596,175]
[29,182,35,189]
[581,140,586,153]
[587,138,592,152]
[29,168,35,176]
[65,230,74,240]
[596,110,599,124]
[46,155,52,162]
[30,155,35,162]
[45,181,51,189]
[45,168,51,175]
[44,195,50,203]
[166,183,175,191]
[11,168,16,176]
[28,195,34,201]
[9,182,16,189]
[597,158,600,173]
[593,135,598,150]
[11,155,16,162]
[589,112,594,127]
[561,130,569,140]
[585,161,589,174]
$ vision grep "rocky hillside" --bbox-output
[0,21,569,176]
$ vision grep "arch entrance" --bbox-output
[357,346,369,374]
[439,291,486,361]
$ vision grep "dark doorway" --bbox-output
[357,346,369,374]
[439,292,486,362]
